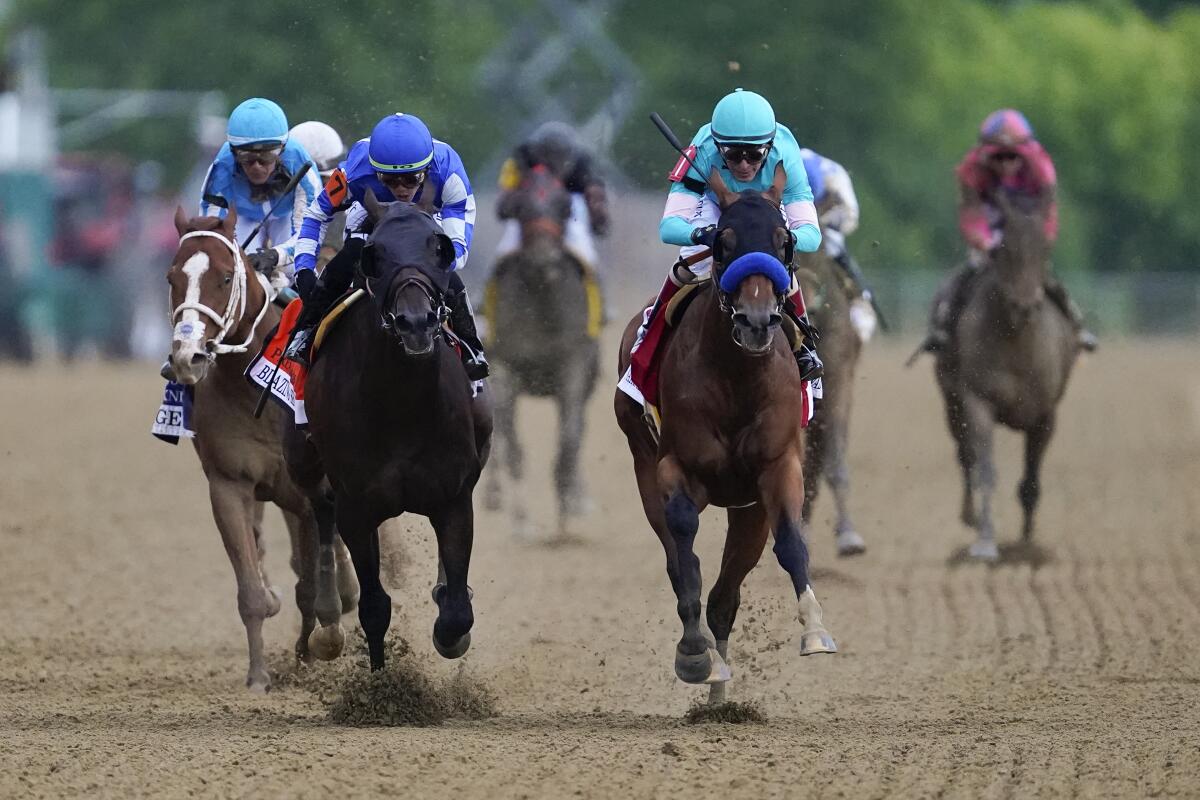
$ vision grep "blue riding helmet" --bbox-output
[711,88,777,146]
[368,114,435,173]
[226,98,289,149]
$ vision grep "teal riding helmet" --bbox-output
[711,88,777,145]
[226,98,289,149]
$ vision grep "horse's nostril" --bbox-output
[769,313,783,328]
[189,353,206,366]
[733,313,750,328]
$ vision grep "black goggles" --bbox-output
[233,146,282,166]
[376,170,426,189]
[718,143,771,165]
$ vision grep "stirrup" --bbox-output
[796,347,824,382]
[284,327,315,367]
[463,353,490,381]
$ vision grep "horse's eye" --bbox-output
[224,274,233,285]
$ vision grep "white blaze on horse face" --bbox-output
[172,251,210,361]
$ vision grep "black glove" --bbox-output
[294,269,319,302]
[690,224,718,248]
[248,248,280,274]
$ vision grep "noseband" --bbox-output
[368,270,451,338]
[170,230,274,357]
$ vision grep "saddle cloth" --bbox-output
[150,380,196,445]
[244,290,365,427]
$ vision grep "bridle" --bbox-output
[170,230,274,357]
[365,267,451,339]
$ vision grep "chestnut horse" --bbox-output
[165,208,356,691]
[616,166,837,704]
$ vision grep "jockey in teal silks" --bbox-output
[620,89,823,409]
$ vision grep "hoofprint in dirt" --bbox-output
[2,340,1199,798]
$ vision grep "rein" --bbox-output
[366,270,451,338]
[171,230,275,356]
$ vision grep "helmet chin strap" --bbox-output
[171,230,275,356]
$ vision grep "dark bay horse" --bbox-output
[166,208,355,691]
[616,166,837,704]
[289,198,493,670]
[483,166,600,539]
[796,249,867,556]
[932,191,1080,561]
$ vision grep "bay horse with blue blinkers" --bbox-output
[616,164,837,703]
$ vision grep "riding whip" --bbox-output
[650,112,703,177]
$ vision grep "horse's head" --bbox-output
[992,189,1053,318]
[360,192,456,358]
[166,205,263,384]
[511,165,572,250]
[707,164,793,355]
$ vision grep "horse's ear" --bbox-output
[363,189,384,225]
[222,205,238,237]
[707,167,737,209]
[713,227,737,265]
[430,233,456,271]
[764,162,786,207]
[359,242,378,279]
[174,206,189,236]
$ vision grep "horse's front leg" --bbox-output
[658,456,727,684]
[429,492,476,659]
[209,479,282,692]
[704,504,771,703]
[825,415,866,556]
[962,394,998,561]
[336,499,391,670]
[280,506,319,663]
[304,488,347,660]
[761,454,837,656]
[1019,413,1055,542]
[554,358,594,533]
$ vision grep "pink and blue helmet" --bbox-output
[978,109,1034,148]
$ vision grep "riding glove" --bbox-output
[248,248,280,274]
[294,268,319,302]
[690,224,718,247]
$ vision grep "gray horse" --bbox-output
[930,191,1080,561]
[797,248,867,556]
[482,167,600,539]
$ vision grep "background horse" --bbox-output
[933,190,1080,561]
[165,208,355,692]
[796,249,867,556]
[615,166,836,705]
[290,198,492,670]
[483,166,600,539]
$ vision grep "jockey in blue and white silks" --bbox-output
[620,89,825,409]
[197,97,321,279]
[287,113,487,379]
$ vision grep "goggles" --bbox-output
[233,146,282,167]
[376,170,426,190]
[991,151,1021,163]
[718,143,771,166]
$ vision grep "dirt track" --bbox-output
[2,339,1199,798]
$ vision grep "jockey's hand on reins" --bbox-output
[249,249,280,275]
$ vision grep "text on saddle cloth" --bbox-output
[151,381,196,445]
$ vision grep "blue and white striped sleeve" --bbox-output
[294,172,343,275]
[197,161,226,218]
[273,165,323,268]
[435,150,476,271]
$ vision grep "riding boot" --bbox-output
[447,272,490,381]
[920,264,977,353]
[783,289,824,381]
[1044,276,1098,352]
[285,239,363,366]
[628,268,688,404]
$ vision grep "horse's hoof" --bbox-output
[800,630,838,656]
[432,630,471,659]
[675,646,731,685]
[246,674,271,694]
[307,622,346,661]
[969,540,999,562]
[836,530,867,557]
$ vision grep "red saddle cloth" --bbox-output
[245,299,309,425]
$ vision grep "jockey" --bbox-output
[197,98,322,278]
[494,121,610,269]
[288,120,346,272]
[923,109,1096,352]
[161,97,320,381]
[800,147,878,342]
[625,88,824,406]
[287,113,488,380]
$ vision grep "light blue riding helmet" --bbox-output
[711,88,777,146]
[226,97,289,149]
[368,113,435,173]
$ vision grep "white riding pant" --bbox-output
[494,193,599,269]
